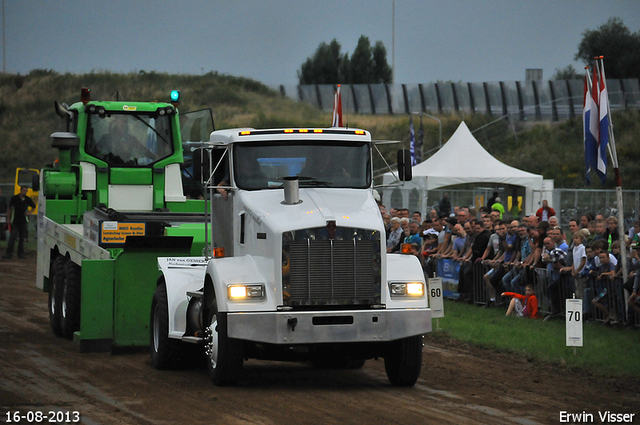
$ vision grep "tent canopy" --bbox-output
[383,121,543,191]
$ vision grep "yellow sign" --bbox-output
[101,222,146,244]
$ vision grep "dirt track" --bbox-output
[1,252,639,425]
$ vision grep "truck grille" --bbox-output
[282,227,381,307]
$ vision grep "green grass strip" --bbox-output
[430,299,640,377]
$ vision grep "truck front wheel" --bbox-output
[150,281,183,369]
[205,301,243,386]
[384,335,423,387]
[48,256,65,337]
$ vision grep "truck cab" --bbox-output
[154,127,432,386]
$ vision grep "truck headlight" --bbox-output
[389,282,425,298]
[228,284,265,300]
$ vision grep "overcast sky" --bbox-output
[4,0,639,87]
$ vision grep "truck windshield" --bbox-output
[234,141,371,190]
[86,113,174,166]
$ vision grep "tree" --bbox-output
[575,18,640,79]
[297,36,392,85]
[373,41,393,84]
[552,65,581,80]
[298,39,343,85]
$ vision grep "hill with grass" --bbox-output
[1,70,639,188]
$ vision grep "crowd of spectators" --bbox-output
[378,195,640,328]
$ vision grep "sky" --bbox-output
[3,0,640,87]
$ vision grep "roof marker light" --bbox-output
[299,129,308,133]
[240,131,251,135]
[355,130,365,135]
[284,129,294,133]
[313,129,323,133]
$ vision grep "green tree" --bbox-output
[575,17,640,79]
[298,39,343,85]
[373,41,393,83]
[297,36,392,84]
[552,65,581,80]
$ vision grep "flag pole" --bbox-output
[597,56,627,279]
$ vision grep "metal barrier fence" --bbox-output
[442,260,640,326]
[276,79,640,121]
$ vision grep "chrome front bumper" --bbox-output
[227,308,431,344]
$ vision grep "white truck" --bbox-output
[151,127,432,386]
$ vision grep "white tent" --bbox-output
[382,121,546,214]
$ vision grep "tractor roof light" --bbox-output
[170,90,180,106]
[81,88,91,104]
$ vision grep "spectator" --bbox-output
[592,251,617,325]
[482,221,507,307]
[536,200,555,223]
[542,236,567,317]
[503,224,531,293]
[549,226,569,253]
[562,229,588,298]
[567,219,580,243]
[457,219,490,303]
[412,211,422,222]
[605,216,620,251]
[491,197,505,219]
[487,191,499,209]
[3,186,36,260]
[389,207,398,218]
[386,217,403,252]
[586,221,598,244]
[389,217,410,253]
[580,213,594,229]
[439,193,451,216]
[502,284,539,319]
[404,220,423,246]
[548,216,559,229]
[450,223,467,260]
[456,208,469,226]
[594,219,607,241]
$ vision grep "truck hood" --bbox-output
[237,188,384,234]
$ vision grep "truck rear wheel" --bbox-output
[48,256,65,337]
[150,281,183,369]
[205,300,243,386]
[60,261,81,339]
[384,335,423,387]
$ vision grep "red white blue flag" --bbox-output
[583,60,609,185]
[409,115,416,166]
[596,63,609,183]
[331,84,343,127]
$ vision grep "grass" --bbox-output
[431,299,640,378]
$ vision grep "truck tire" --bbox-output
[150,281,183,369]
[60,261,81,339]
[205,299,243,386]
[48,256,65,337]
[384,335,423,387]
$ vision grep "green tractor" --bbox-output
[37,88,212,352]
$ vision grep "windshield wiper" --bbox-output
[296,176,332,187]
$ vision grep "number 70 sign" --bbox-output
[566,298,583,347]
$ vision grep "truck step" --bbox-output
[181,336,204,344]
[186,291,203,298]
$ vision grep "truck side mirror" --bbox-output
[396,149,413,181]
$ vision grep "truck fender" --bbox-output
[204,255,275,313]
[385,254,429,309]
[157,257,208,338]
